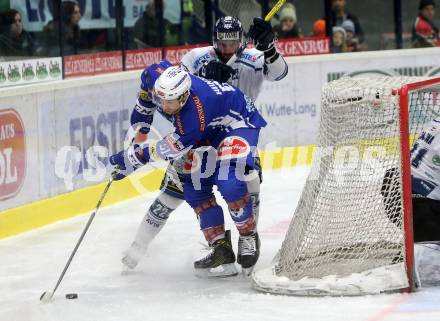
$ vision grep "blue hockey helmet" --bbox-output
[141,60,173,92]
[213,16,243,61]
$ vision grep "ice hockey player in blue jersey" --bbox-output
[120,16,287,274]
[110,64,267,276]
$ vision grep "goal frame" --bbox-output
[252,77,440,296]
[399,77,440,292]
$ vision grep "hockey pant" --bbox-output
[130,149,262,248]
[412,197,440,242]
[183,128,261,244]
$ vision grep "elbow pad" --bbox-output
[264,50,288,81]
[131,100,156,134]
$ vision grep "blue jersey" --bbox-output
[154,74,267,161]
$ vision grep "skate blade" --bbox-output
[195,263,238,278]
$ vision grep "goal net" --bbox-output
[253,76,440,296]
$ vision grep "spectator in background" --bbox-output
[312,19,326,38]
[273,4,302,39]
[42,1,82,56]
[341,19,364,51]
[0,9,39,57]
[133,0,179,48]
[331,26,347,53]
[180,0,206,44]
[412,0,440,48]
[331,0,365,45]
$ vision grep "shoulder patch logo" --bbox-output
[139,89,150,101]
[241,53,258,62]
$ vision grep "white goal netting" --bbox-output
[253,76,440,296]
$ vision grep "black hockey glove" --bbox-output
[198,60,235,83]
[247,17,275,52]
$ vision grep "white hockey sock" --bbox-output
[123,192,184,268]
[246,171,260,226]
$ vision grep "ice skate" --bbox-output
[122,241,148,270]
[194,230,238,278]
[237,231,260,276]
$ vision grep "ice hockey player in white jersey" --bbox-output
[408,118,440,286]
[181,16,288,102]
[121,16,287,273]
[382,117,440,242]
[409,118,440,242]
[381,117,440,286]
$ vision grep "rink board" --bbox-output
[0,169,165,239]
[0,146,314,240]
[3,47,440,239]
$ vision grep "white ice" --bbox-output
[1,167,440,321]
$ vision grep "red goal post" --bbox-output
[252,76,440,296]
[399,77,440,291]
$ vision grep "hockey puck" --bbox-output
[65,293,78,299]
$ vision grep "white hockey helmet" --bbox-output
[154,66,192,107]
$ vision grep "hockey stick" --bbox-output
[40,178,113,302]
[226,0,286,66]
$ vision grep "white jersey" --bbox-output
[411,118,440,200]
[180,46,288,101]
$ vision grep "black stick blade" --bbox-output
[40,291,53,302]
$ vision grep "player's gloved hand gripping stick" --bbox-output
[226,0,286,66]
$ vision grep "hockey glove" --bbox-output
[109,152,131,181]
[109,143,156,180]
[248,17,276,52]
[198,60,235,83]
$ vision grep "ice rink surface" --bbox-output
[1,167,440,321]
